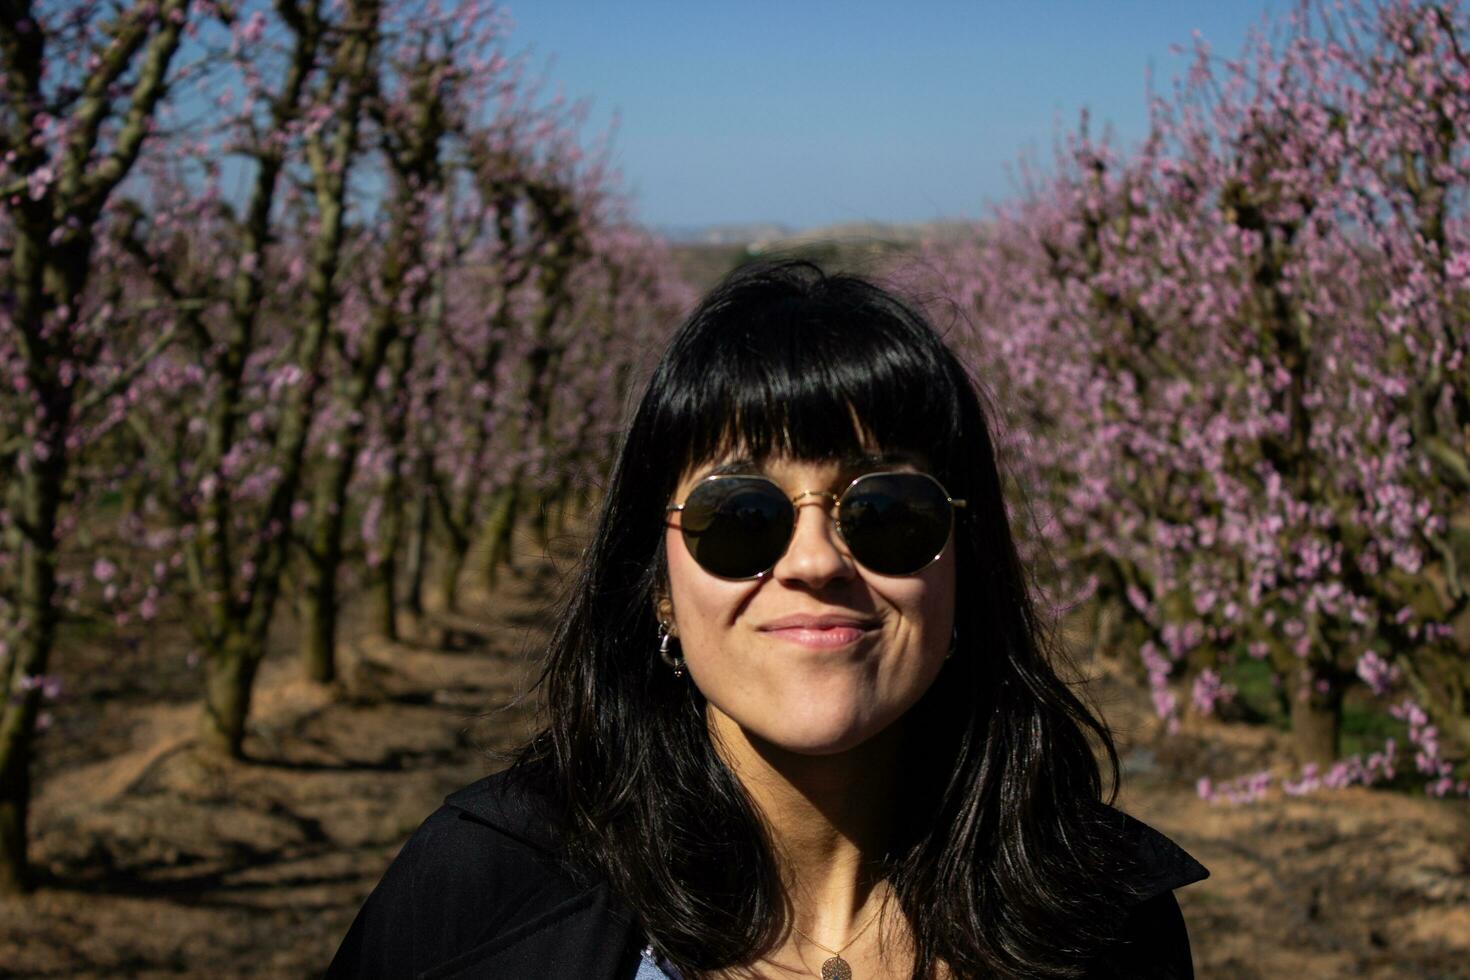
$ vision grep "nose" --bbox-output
[772,495,855,588]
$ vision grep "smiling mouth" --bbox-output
[760,625,875,648]
[752,620,876,652]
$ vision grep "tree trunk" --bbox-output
[0,748,31,894]
[299,455,353,684]
[369,325,418,641]
[0,443,67,895]
[0,0,187,893]
[439,537,469,613]
[531,491,550,551]
[298,295,402,678]
[371,475,405,641]
[483,484,519,590]
[287,0,382,685]
[1290,664,1343,768]
[200,632,263,759]
[372,553,398,641]
[404,482,430,618]
[301,553,339,684]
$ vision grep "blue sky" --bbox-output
[503,1,1287,231]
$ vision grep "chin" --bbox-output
[742,703,900,757]
[697,666,932,760]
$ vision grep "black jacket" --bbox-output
[327,771,1209,979]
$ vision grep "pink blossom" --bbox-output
[1354,651,1399,696]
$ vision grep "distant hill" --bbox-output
[658,222,794,245]
[753,219,981,248]
[665,219,983,291]
[660,218,979,247]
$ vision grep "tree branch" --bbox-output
[75,0,190,217]
[72,320,181,427]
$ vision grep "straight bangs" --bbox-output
[648,271,972,484]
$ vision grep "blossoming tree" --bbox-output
[0,0,693,894]
[0,0,193,895]
[918,0,1468,798]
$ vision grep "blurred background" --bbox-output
[0,1,1467,976]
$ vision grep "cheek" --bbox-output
[897,564,957,697]
[922,566,957,641]
[664,526,703,616]
[664,527,747,641]
[884,550,957,651]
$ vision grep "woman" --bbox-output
[328,260,1208,979]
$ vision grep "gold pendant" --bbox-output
[821,955,853,980]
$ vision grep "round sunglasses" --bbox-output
[666,471,966,579]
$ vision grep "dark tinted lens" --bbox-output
[838,473,953,575]
[680,477,793,578]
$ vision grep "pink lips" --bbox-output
[757,613,879,649]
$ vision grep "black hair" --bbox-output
[512,259,1135,978]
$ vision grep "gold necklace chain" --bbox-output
[787,898,885,977]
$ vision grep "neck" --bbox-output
[709,710,903,944]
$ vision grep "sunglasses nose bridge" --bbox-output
[775,488,855,578]
[788,488,847,540]
[789,488,840,509]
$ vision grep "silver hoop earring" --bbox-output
[946,624,959,661]
[658,621,685,678]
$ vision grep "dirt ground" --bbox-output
[1,533,1467,979]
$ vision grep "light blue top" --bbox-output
[635,946,683,980]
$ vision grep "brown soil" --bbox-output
[1,536,1467,979]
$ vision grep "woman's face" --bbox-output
[663,453,957,757]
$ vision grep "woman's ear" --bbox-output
[655,593,677,636]
[653,537,677,635]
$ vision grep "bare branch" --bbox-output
[72,321,181,426]
[74,0,190,217]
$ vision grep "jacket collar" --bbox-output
[439,773,637,979]
[444,767,563,852]
[445,769,1208,905]
[1108,808,1209,900]
[440,771,1205,978]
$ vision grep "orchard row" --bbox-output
[0,0,693,893]
[911,0,1469,804]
